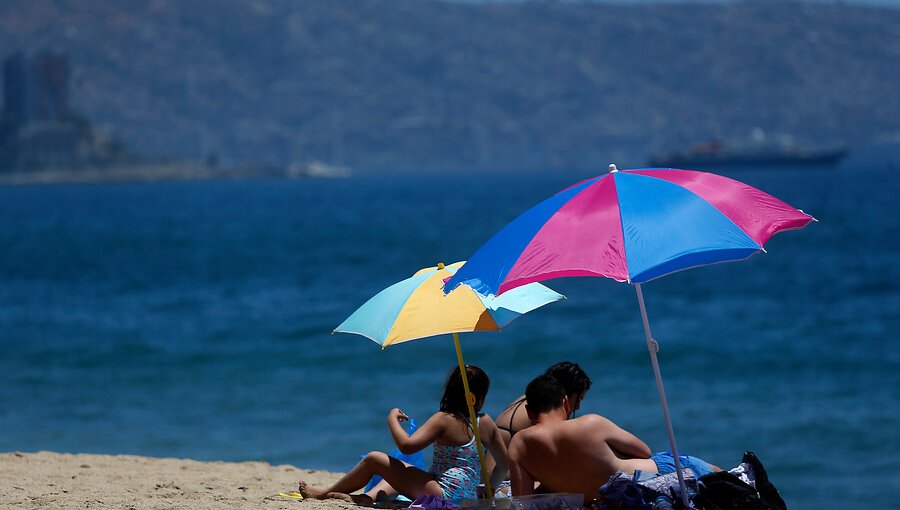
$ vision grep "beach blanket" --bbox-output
[595,451,786,510]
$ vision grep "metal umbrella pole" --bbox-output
[635,284,690,508]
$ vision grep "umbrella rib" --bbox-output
[610,172,633,283]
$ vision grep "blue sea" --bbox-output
[2,153,898,509]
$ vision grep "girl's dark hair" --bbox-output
[544,361,592,396]
[440,365,490,418]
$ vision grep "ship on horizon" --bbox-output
[648,137,847,169]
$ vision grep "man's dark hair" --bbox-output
[545,361,592,396]
[525,374,566,415]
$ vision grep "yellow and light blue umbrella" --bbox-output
[334,261,564,499]
[336,261,563,348]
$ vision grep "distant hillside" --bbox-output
[0,0,897,173]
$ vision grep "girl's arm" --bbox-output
[387,408,445,455]
[478,414,509,489]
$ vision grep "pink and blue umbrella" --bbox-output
[444,165,813,503]
[446,166,813,296]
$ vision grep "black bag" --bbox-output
[740,451,786,510]
[694,471,766,510]
[694,452,786,510]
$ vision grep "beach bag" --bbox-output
[694,471,769,510]
[694,452,786,510]
[739,452,786,510]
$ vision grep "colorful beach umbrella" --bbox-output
[335,261,564,500]
[444,165,814,504]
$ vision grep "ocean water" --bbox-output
[1,158,898,509]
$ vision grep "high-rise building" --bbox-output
[3,51,70,125]
[0,51,131,172]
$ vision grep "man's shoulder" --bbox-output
[510,420,551,449]
[510,423,541,443]
[571,413,616,430]
[508,427,535,460]
[573,413,610,423]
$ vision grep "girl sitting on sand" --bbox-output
[298,365,508,505]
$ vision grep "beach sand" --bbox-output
[1,451,354,510]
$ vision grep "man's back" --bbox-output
[509,414,656,502]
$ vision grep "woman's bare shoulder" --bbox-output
[494,396,525,419]
[478,412,499,430]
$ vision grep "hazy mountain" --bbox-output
[1,0,898,173]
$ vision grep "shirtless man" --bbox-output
[508,375,719,503]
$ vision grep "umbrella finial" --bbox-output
[437,262,445,270]
[609,163,618,173]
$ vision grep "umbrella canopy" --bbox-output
[336,261,564,347]
[335,261,564,501]
[445,166,814,297]
[443,166,813,505]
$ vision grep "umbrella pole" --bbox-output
[452,332,494,503]
[635,284,690,508]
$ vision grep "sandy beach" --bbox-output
[1,451,353,510]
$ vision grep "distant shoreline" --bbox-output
[0,163,285,186]
[0,451,349,510]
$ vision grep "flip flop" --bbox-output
[279,491,304,500]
